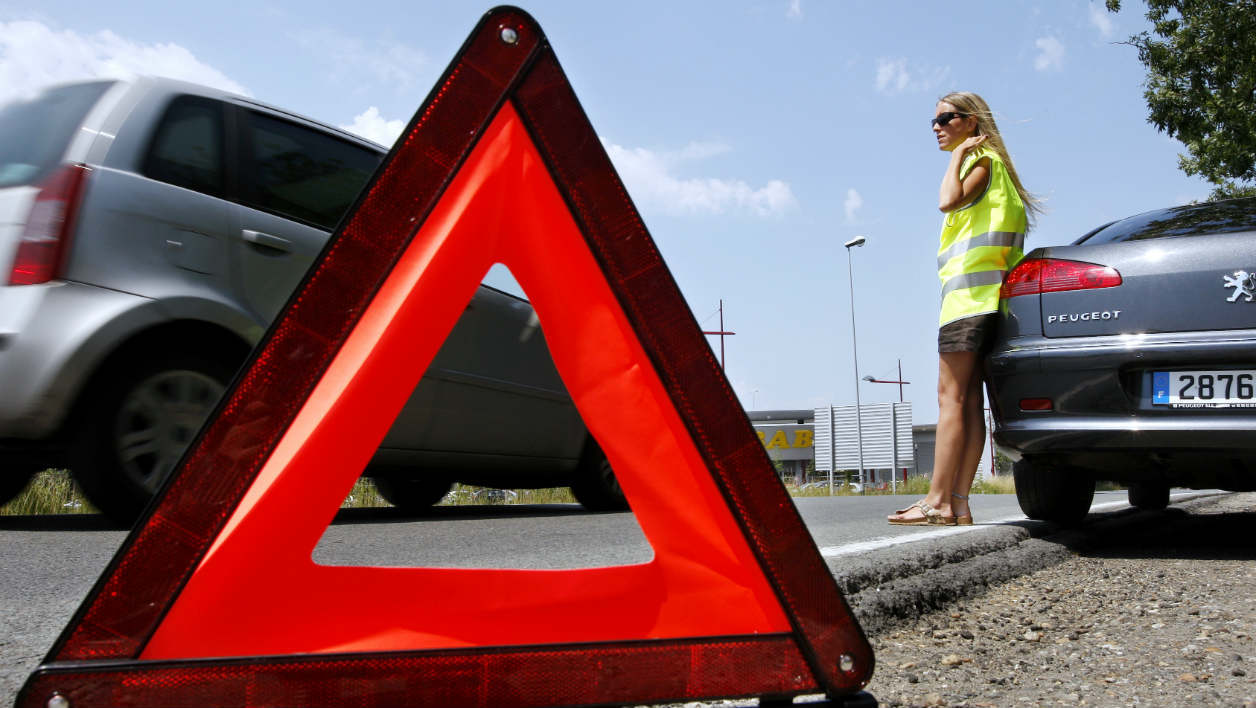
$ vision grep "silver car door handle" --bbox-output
[240,229,292,252]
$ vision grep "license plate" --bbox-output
[1152,370,1256,407]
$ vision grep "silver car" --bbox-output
[0,78,624,523]
[987,198,1256,522]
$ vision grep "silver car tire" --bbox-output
[371,470,453,512]
[0,464,39,508]
[74,353,233,526]
[570,440,628,512]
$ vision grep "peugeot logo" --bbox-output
[1223,270,1256,303]
[1047,310,1121,324]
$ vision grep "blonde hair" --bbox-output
[939,91,1044,232]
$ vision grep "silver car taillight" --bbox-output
[8,163,90,285]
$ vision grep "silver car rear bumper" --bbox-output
[0,280,159,439]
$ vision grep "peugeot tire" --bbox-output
[1128,481,1170,511]
[1012,456,1095,524]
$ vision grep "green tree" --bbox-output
[1107,0,1256,200]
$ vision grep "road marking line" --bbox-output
[818,493,1203,559]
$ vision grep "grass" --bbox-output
[342,479,578,507]
[2,469,1016,516]
[785,473,1014,498]
[0,469,98,516]
[0,471,581,516]
[972,474,1017,495]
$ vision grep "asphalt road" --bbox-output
[311,492,1039,569]
[0,490,1200,704]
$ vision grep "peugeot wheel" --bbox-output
[1012,456,1095,524]
[1128,481,1170,511]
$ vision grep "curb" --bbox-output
[832,493,1228,636]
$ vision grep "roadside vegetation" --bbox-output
[787,473,1016,498]
[2,468,1019,516]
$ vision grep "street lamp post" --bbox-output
[844,235,866,493]
[864,358,912,494]
[862,359,911,402]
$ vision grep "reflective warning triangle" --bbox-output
[19,7,873,707]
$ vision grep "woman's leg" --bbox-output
[888,350,982,521]
[947,370,986,519]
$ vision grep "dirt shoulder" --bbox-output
[864,493,1256,707]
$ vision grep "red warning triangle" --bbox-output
[19,7,873,707]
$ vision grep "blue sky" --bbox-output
[1,1,1205,430]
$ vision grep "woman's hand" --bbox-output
[956,134,988,156]
[939,134,991,212]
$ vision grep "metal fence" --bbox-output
[812,402,913,473]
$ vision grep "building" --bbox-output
[748,407,927,487]
[747,409,815,484]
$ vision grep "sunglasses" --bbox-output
[931,111,967,128]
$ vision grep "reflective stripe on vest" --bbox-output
[936,231,1024,270]
[937,147,1027,326]
[941,269,1008,298]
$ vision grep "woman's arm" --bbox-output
[939,136,991,212]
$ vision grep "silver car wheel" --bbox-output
[112,369,225,493]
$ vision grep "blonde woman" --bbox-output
[888,92,1041,525]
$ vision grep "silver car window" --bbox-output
[141,96,225,198]
[240,110,382,231]
[0,81,113,188]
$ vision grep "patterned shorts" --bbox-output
[938,313,999,354]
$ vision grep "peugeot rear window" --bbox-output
[0,81,113,188]
[1078,198,1256,244]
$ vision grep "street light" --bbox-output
[862,358,911,402]
[863,358,912,493]
[844,235,866,493]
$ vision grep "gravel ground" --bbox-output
[865,492,1256,708]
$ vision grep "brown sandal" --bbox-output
[951,492,974,525]
[888,500,945,526]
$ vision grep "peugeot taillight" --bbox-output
[8,163,90,285]
[1001,257,1122,298]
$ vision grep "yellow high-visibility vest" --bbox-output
[937,146,1027,326]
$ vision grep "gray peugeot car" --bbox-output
[0,77,624,524]
[987,197,1256,522]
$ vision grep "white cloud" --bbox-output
[1034,36,1066,71]
[844,188,864,223]
[874,57,952,96]
[786,0,803,20]
[604,140,797,217]
[1088,3,1115,38]
[293,28,427,89]
[340,106,405,146]
[0,20,248,105]
[674,141,732,161]
[875,58,911,95]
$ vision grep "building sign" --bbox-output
[753,424,814,461]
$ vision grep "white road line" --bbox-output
[818,493,1204,559]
